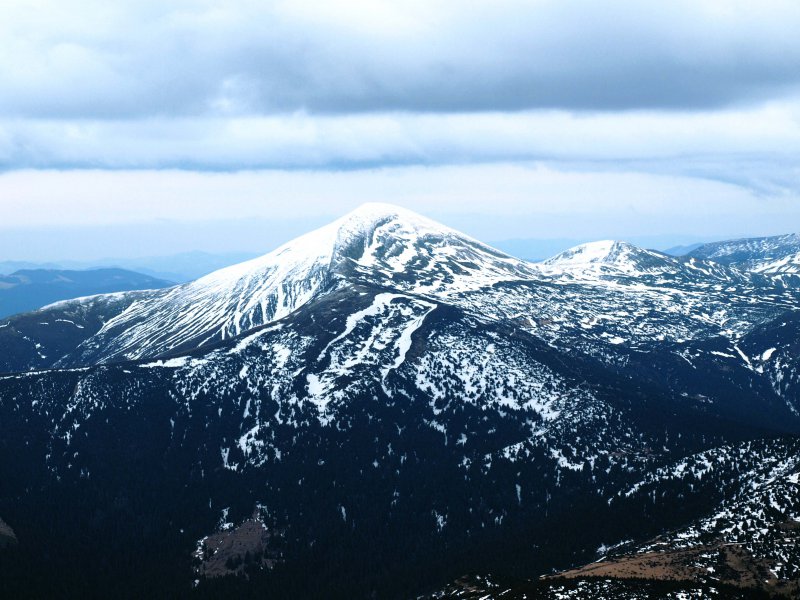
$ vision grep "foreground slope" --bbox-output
[432,437,800,598]
[3,282,795,597]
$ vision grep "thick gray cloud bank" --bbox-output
[0,0,799,255]
[2,0,800,175]
[2,0,800,117]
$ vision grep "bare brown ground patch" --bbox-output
[549,547,706,582]
[547,536,800,598]
[193,517,283,579]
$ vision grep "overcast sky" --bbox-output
[1,0,799,260]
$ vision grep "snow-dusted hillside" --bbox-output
[0,205,799,597]
[543,240,672,274]
[689,232,800,273]
[752,250,800,275]
[541,239,746,283]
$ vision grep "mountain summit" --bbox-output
[542,240,667,272]
[32,204,536,366]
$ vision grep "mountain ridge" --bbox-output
[688,232,800,276]
[2,208,796,368]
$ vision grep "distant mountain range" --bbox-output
[0,268,173,319]
[0,205,798,598]
[0,251,260,284]
[4,236,778,285]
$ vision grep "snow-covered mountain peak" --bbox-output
[158,203,446,304]
[208,203,462,285]
[538,239,760,290]
[338,204,541,295]
[335,202,445,233]
[541,240,667,274]
[54,209,402,364]
[544,240,625,265]
[331,202,492,261]
[53,204,539,365]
